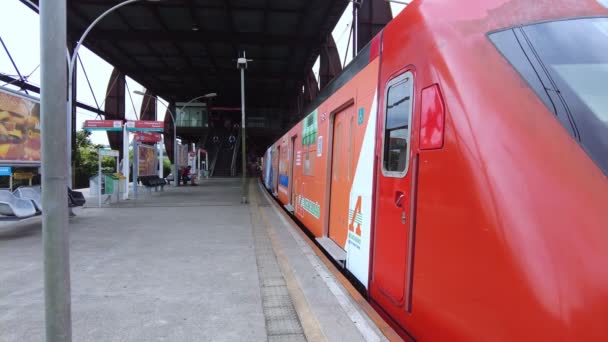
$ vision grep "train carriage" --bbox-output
[263,0,608,340]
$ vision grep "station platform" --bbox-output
[0,178,401,341]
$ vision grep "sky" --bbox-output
[0,0,406,145]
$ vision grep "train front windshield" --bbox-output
[491,18,608,175]
[525,18,608,174]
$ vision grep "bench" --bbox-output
[68,188,86,207]
[139,176,166,192]
[0,189,37,218]
[14,186,42,213]
[0,187,85,219]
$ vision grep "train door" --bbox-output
[288,136,297,208]
[371,71,417,313]
[329,106,354,248]
[273,145,280,195]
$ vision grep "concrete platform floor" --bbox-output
[0,178,394,342]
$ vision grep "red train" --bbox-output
[262,0,608,340]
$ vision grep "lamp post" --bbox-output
[65,0,164,187]
[237,52,252,204]
[134,92,216,187]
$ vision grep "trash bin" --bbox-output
[104,174,118,195]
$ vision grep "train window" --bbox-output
[490,18,608,175]
[334,121,342,180]
[348,116,354,181]
[489,30,557,115]
[304,147,314,176]
[382,72,414,176]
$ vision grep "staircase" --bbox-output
[213,143,233,177]
[206,129,241,177]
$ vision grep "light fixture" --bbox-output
[383,0,411,4]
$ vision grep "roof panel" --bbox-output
[198,9,230,31]
[233,10,264,33]
[34,0,351,127]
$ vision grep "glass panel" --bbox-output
[522,18,608,174]
[386,78,412,130]
[383,74,413,174]
[384,128,408,172]
[304,148,313,176]
[333,122,341,180]
[348,116,353,181]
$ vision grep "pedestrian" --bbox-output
[181,166,191,185]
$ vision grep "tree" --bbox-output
[74,130,116,188]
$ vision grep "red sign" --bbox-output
[126,120,164,132]
[134,132,162,143]
[83,120,123,130]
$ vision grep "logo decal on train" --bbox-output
[348,196,363,249]
[300,196,320,219]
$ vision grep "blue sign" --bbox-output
[358,108,365,125]
[0,166,12,176]
[279,174,289,187]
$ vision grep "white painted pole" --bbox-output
[40,0,72,340]
[133,142,138,199]
[159,136,164,178]
[98,150,102,208]
[122,124,129,200]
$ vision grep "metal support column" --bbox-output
[40,0,72,340]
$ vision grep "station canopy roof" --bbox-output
[24,0,349,115]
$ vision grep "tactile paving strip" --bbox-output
[250,205,307,341]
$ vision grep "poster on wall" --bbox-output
[0,87,41,165]
[138,145,156,176]
[177,144,189,167]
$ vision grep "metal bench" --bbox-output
[14,186,42,213]
[139,176,166,192]
[68,188,86,207]
[0,189,37,218]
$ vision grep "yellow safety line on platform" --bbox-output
[250,181,327,342]
[255,180,404,342]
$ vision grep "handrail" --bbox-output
[209,142,222,177]
[230,131,241,176]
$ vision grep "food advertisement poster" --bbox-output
[0,87,41,164]
[138,145,156,176]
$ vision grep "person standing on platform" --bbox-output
[181,166,191,185]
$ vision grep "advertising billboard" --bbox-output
[177,144,188,167]
[134,132,162,143]
[0,87,41,165]
[138,144,156,177]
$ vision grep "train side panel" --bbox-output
[270,54,381,287]
[370,0,608,341]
